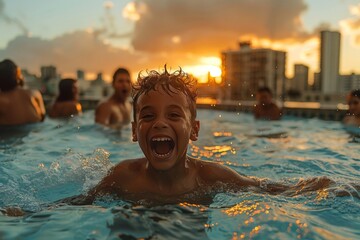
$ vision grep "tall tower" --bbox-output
[77,69,85,80]
[40,65,57,80]
[292,64,309,92]
[221,42,286,101]
[319,30,341,94]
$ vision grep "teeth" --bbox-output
[153,152,171,158]
[152,137,171,142]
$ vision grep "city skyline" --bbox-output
[1,0,360,82]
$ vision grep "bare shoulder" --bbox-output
[31,89,42,96]
[88,158,145,197]
[104,158,146,183]
[193,158,259,187]
[96,98,114,109]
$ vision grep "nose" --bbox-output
[153,118,168,129]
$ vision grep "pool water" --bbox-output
[0,109,359,239]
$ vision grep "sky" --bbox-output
[1,0,360,83]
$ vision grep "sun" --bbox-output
[182,57,222,83]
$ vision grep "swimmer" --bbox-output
[0,59,45,125]
[253,86,282,120]
[49,78,82,118]
[95,67,132,129]
[343,89,360,127]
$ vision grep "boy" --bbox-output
[67,67,333,206]
[253,86,282,120]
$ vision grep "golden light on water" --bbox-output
[315,189,329,201]
[223,201,261,217]
[213,131,232,137]
[222,201,272,239]
[179,202,208,212]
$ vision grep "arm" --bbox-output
[198,161,336,195]
[199,161,260,188]
[31,90,46,121]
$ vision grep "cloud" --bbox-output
[0,0,335,79]
[130,0,314,54]
[0,0,29,36]
[341,4,360,45]
[0,31,202,78]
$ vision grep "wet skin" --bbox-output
[95,73,132,128]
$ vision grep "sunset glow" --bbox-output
[182,57,222,83]
[1,0,360,81]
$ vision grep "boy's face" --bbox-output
[113,73,131,97]
[347,95,360,116]
[132,86,199,171]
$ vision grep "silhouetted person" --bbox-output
[49,78,82,118]
[95,67,132,129]
[0,59,45,125]
[253,86,282,120]
[343,89,360,126]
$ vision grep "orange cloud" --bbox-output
[130,0,314,54]
[0,31,208,78]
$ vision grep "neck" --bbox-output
[147,157,190,187]
[111,93,126,103]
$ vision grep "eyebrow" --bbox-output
[138,106,154,113]
[138,104,184,113]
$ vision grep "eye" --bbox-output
[168,112,181,119]
[139,113,154,120]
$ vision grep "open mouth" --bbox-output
[150,137,175,158]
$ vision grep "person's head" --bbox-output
[131,66,199,171]
[112,67,132,99]
[56,78,78,102]
[347,89,360,116]
[256,86,273,105]
[0,59,23,92]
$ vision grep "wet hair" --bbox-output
[56,78,77,102]
[132,66,198,122]
[112,67,130,84]
[349,89,360,98]
[0,59,19,92]
[257,86,273,95]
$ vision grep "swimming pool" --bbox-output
[0,109,359,239]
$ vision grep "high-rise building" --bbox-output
[292,64,309,92]
[40,65,57,80]
[319,30,341,94]
[339,73,360,93]
[221,42,286,101]
[312,72,321,91]
[77,69,85,80]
